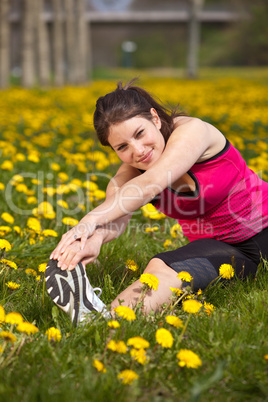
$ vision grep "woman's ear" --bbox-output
[150,108,161,129]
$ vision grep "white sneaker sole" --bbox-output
[45,259,107,325]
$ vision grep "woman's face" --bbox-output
[108,109,165,170]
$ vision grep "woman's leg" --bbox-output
[111,258,182,314]
[111,237,260,314]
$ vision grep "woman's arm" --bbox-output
[51,163,138,261]
[55,214,132,270]
[55,118,221,253]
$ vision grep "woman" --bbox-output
[46,80,268,325]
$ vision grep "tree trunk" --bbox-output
[0,0,10,88]
[65,0,76,83]
[37,0,50,85]
[22,0,36,87]
[187,0,204,79]
[53,0,65,86]
[76,0,88,83]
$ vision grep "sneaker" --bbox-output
[45,259,110,325]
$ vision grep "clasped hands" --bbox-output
[50,216,99,271]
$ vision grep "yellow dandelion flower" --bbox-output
[170,223,182,238]
[177,349,202,369]
[13,226,22,235]
[42,229,58,237]
[155,328,174,348]
[127,336,150,349]
[264,354,268,362]
[5,312,23,325]
[139,273,159,290]
[107,340,127,354]
[27,217,41,234]
[93,359,107,373]
[1,160,13,171]
[38,262,47,272]
[6,281,20,290]
[29,238,36,245]
[203,302,215,316]
[16,183,28,193]
[130,348,148,365]
[28,153,39,163]
[0,259,17,269]
[117,369,139,385]
[94,189,106,200]
[0,331,17,343]
[36,275,41,281]
[177,271,193,282]
[27,196,38,205]
[1,212,14,224]
[169,287,183,296]
[25,268,37,276]
[0,183,5,190]
[219,264,234,279]
[0,226,12,236]
[197,289,202,296]
[165,315,184,328]
[83,181,98,192]
[51,163,61,171]
[31,179,41,185]
[0,239,12,251]
[113,306,136,321]
[0,305,5,323]
[141,204,166,219]
[62,217,79,227]
[145,226,159,233]
[58,172,69,182]
[182,300,202,314]
[45,327,61,342]
[125,259,138,272]
[33,201,55,219]
[57,200,69,209]
[107,320,120,329]
[0,345,3,353]
[14,153,25,162]
[163,239,172,249]
[16,322,39,335]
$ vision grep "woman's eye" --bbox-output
[118,145,126,151]
[136,130,143,138]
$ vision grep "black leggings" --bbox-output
[153,227,268,291]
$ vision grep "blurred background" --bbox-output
[0,0,267,87]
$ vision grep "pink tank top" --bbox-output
[152,140,268,243]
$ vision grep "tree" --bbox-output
[53,0,65,86]
[0,0,10,88]
[37,0,50,85]
[65,0,76,83]
[187,0,204,78]
[77,0,88,83]
[22,0,36,87]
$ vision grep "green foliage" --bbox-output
[0,70,268,401]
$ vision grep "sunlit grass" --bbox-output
[0,69,268,401]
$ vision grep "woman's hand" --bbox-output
[54,233,103,271]
[50,216,97,261]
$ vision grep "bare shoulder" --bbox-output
[172,116,226,162]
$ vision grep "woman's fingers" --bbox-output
[51,221,96,259]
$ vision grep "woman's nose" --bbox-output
[133,142,144,156]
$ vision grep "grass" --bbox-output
[0,68,268,401]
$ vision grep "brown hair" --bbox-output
[93,79,185,146]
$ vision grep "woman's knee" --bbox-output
[143,258,169,275]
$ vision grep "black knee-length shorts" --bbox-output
[153,227,268,291]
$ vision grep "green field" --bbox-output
[0,68,268,401]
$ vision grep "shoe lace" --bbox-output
[93,287,102,297]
